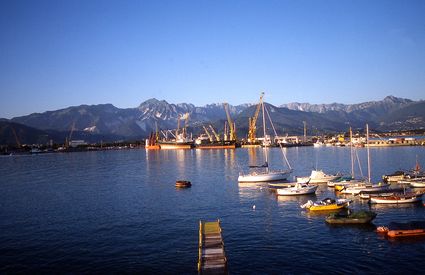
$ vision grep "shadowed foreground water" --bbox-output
[1,147,425,274]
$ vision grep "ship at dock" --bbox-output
[194,118,237,149]
[157,113,195,149]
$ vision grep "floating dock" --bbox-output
[198,220,227,274]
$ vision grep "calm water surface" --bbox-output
[1,147,425,274]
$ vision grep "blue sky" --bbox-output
[1,0,424,118]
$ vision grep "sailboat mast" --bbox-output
[350,127,354,178]
[261,94,268,170]
[366,124,371,183]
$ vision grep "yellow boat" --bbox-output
[301,198,351,211]
[334,184,346,192]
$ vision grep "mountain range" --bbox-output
[1,96,424,145]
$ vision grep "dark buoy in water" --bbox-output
[175,180,191,188]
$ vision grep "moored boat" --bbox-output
[195,140,236,149]
[339,182,390,195]
[158,141,194,149]
[327,175,354,187]
[399,176,425,188]
[276,182,318,196]
[359,186,405,199]
[238,93,292,183]
[268,182,295,189]
[382,171,407,183]
[377,221,425,238]
[325,210,377,224]
[301,198,351,211]
[297,170,341,184]
[238,169,292,183]
[369,191,423,204]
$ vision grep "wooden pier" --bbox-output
[198,220,227,274]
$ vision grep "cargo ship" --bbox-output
[195,140,236,149]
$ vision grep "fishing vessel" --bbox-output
[238,93,292,183]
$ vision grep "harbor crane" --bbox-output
[209,125,221,142]
[203,126,214,142]
[65,121,76,148]
[223,103,237,141]
[248,92,264,143]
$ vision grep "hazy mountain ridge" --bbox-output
[3,96,424,144]
[281,96,413,113]
[10,99,246,139]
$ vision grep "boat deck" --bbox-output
[198,220,227,274]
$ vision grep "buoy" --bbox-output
[253,205,256,210]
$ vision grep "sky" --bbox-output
[1,0,424,118]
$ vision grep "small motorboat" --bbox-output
[377,221,425,238]
[327,175,354,187]
[296,170,341,184]
[301,198,351,211]
[369,191,424,204]
[276,182,318,196]
[175,180,192,188]
[382,171,407,183]
[297,170,341,183]
[325,210,377,224]
[359,186,405,199]
[340,182,391,195]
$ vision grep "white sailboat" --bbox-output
[339,124,390,195]
[238,93,292,183]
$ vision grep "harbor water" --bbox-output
[1,147,425,274]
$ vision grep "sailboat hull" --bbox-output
[238,170,291,183]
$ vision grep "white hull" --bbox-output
[370,194,423,204]
[341,183,390,195]
[297,170,340,184]
[410,181,425,188]
[238,170,291,183]
[327,178,356,187]
[276,184,318,196]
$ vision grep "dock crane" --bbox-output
[248,92,264,143]
[202,126,214,142]
[184,113,190,137]
[209,125,221,142]
[223,103,236,141]
[176,115,181,136]
[65,121,76,148]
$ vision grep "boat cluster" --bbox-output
[264,168,425,228]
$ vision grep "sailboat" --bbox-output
[339,124,390,195]
[238,93,292,183]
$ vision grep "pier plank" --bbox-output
[198,220,227,274]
